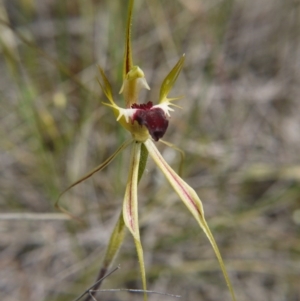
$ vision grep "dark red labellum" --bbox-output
[131,102,169,141]
[131,101,153,110]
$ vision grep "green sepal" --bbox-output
[123,0,134,79]
[123,142,148,300]
[145,139,236,301]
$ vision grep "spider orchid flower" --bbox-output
[56,1,236,301]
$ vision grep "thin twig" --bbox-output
[88,291,97,301]
[0,213,70,220]
[73,266,120,301]
[83,266,107,301]
[91,288,181,298]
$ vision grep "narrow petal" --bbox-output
[123,142,147,300]
[159,54,185,103]
[97,66,116,105]
[55,139,133,220]
[144,139,236,301]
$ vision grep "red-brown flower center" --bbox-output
[131,102,169,141]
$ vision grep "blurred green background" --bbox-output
[1,0,300,300]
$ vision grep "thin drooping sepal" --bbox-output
[159,54,185,103]
[144,139,236,301]
[123,142,147,300]
[123,142,141,240]
[55,139,133,221]
[123,0,134,79]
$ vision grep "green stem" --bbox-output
[84,211,126,301]
[138,143,149,182]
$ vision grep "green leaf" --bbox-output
[145,139,236,301]
[159,54,185,103]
